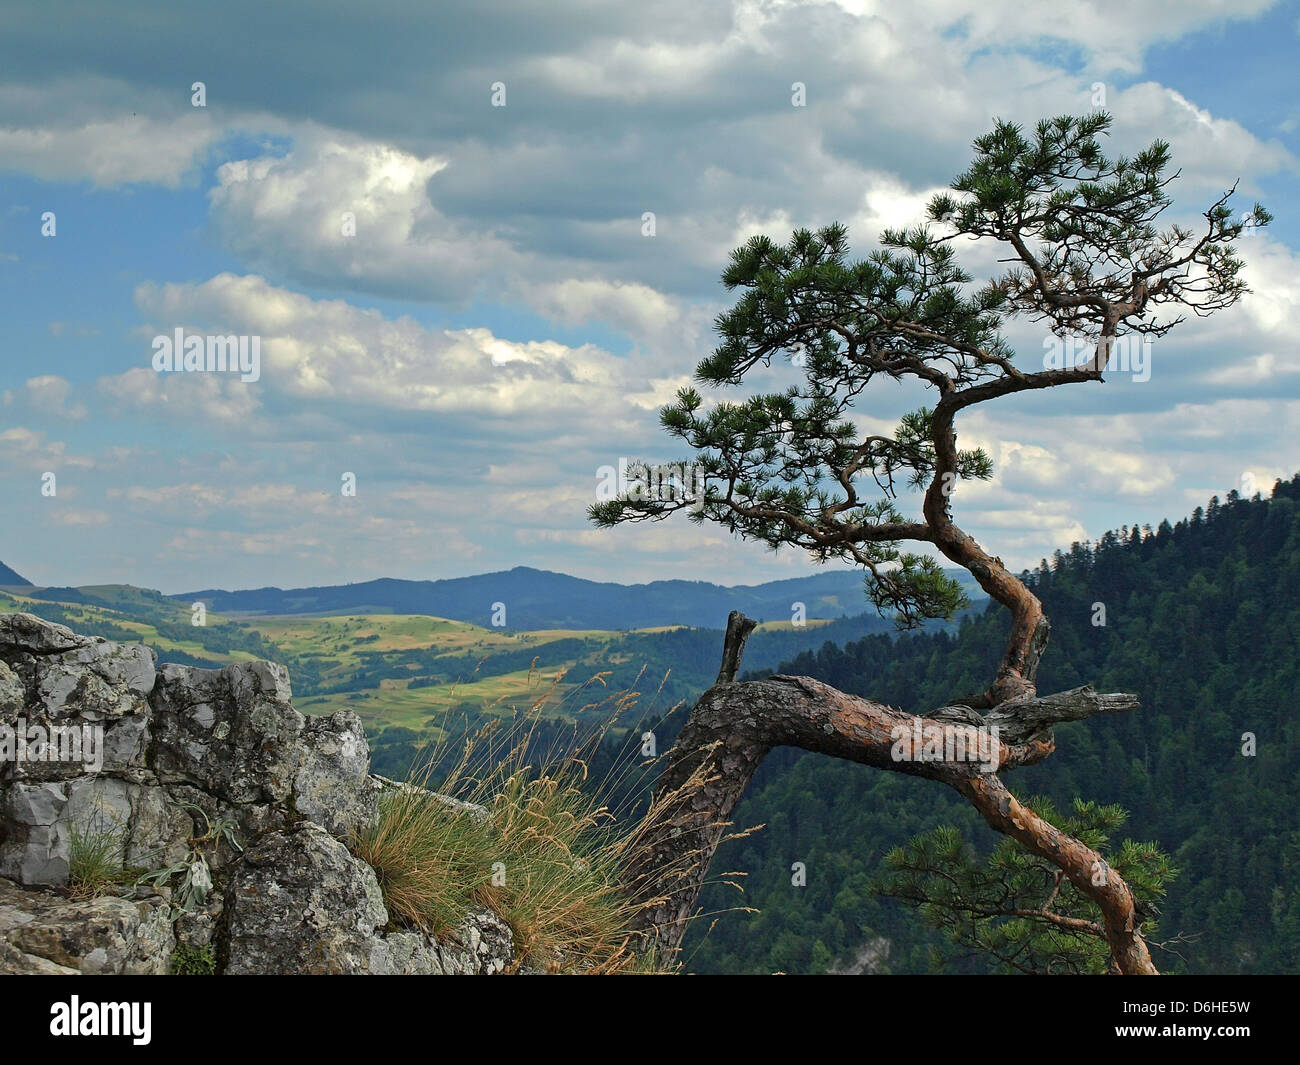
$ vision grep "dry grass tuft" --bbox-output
[352,674,697,973]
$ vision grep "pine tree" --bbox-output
[596,113,1266,974]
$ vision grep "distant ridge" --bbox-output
[0,561,32,587]
[177,565,986,631]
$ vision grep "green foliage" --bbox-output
[352,724,677,973]
[136,801,242,913]
[869,552,969,630]
[930,113,1267,334]
[702,221,1012,387]
[68,809,129,899]
[877,797,1176,974]
[352,782,494,936]
[170,943,217,976]
[591,112,1262,631]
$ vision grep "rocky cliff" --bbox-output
[0,612,515,974]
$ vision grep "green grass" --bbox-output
[246,614,613,669]
[295,664,578,729]
[68,809,129,899]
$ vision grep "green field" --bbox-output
[0,588,260,661]
[0,587,884,767]
[250,613,612,665]
[293,663,618,732]
[0,589,688,734]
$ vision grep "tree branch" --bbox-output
[629,616,1153,972]
[716,610,757,684]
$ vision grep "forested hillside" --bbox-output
[687,477,1300,974]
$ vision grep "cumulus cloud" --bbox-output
[207,132,526,303]
[98,366,262,427]
[20,376,87,421]
[0,109,221,188]
[126,272,682,422]
[1106,82,1297,194]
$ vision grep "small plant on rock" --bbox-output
[68,804,129,899]
[137,800,242,913]
[170,943,217,975]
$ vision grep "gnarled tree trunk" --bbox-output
[626,611,1158,975]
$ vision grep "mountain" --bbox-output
[177,565,986,630]
[0,561,32,587]
[687,476,1300,975]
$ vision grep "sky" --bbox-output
[0,0,1297,594]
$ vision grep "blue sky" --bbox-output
[1,0,1297,593]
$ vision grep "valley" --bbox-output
[0,575,919,775]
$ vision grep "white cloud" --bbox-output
[0,429,97,493]
[208,131,524,304]
[1108,83,1297,194]
[127,273,681,421]
[524,278,682,337]
[22,376,87,421]
[829,0,1276,73]
[49,508,110,527]
[0,111,220,188]
[98,367,262,427]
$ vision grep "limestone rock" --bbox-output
[425,908,515,975]
[0,775,192,886]
[0,877,173,974]
[149,661,303,807]
[371,910,515,975]
[0,661,23,721]
[296,711,374,837]
[0,612,520,976]
[221,822,388,975]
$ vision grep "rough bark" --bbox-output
[953,775,1158,975]
[629,611,1157,975]
[925,388,1054,708]
[715,610,757,684]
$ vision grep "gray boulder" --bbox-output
[220,822,389,975]
[373,910,515,975]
